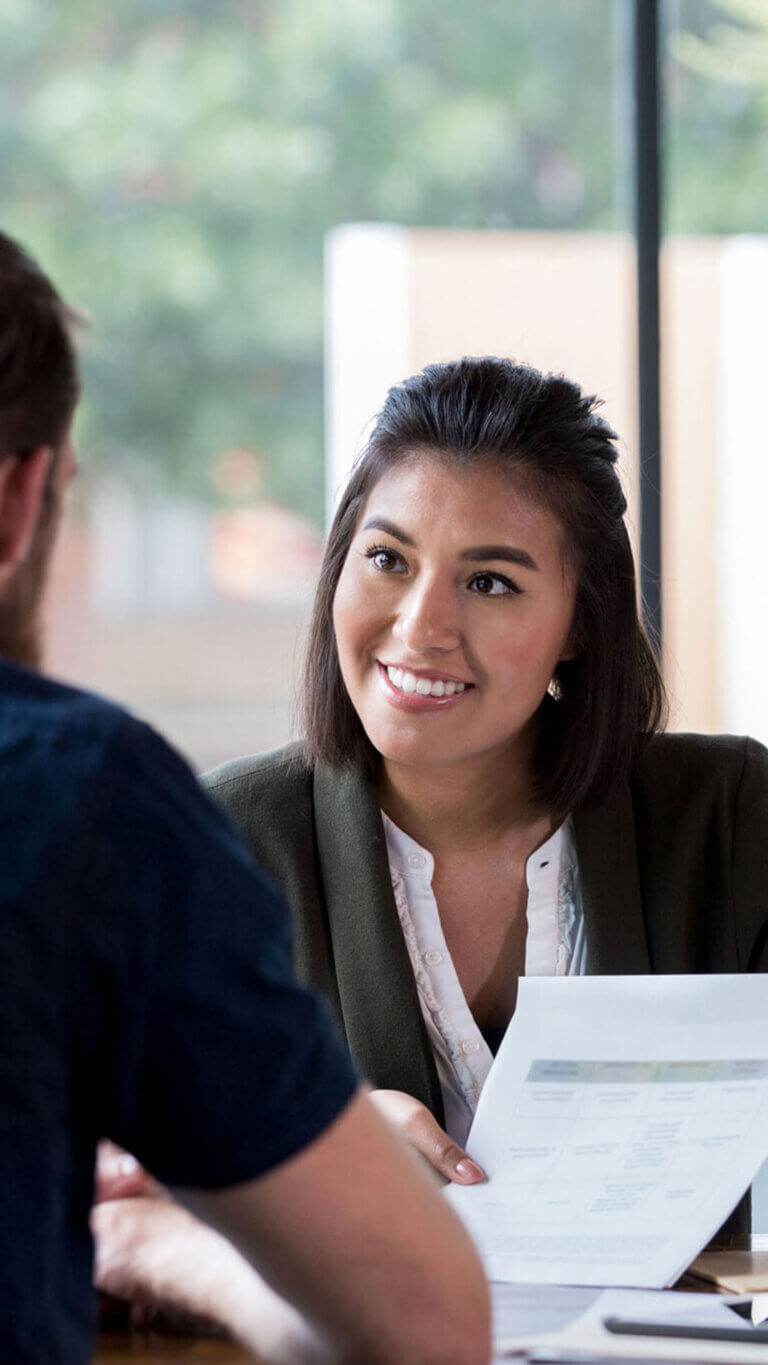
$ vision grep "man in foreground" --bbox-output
[0,229,490,1365]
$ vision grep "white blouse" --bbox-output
[382,813,587,1145]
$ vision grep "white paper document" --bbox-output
[497,1289,768,1364]
[447,975,768,1288]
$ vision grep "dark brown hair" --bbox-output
[303,357,666,810]
[0,231,80,458]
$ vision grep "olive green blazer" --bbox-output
[204,732,768,1233]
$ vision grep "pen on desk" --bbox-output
[602,1313,768,1344]
[516,1351,684,1365]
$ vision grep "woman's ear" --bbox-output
[0,447,53,587]
[558,627,579,665]
[559,595,581,663]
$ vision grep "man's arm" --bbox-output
[178,1089,491,1365]
[91,728,489,1362]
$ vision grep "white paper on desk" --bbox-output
[490,1282,600,1343]
[447,975,768,1289]
[498,1289,768,1363]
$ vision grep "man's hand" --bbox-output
[92,1196,228,1314]
[91,1150,338,1356]
[94,1141,160,1204]
[91,1196,336,1363]
[369,1090,485,1185]
[94,1145,217,1332]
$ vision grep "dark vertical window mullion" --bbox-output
[633,0,663,651]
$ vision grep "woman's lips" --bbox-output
[376,661,474,712]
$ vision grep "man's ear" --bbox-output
[0,447,52,587]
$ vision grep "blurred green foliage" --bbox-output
[668,0,768,234]
[1,0,766,519]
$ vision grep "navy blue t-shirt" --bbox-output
[0,660,357,1363]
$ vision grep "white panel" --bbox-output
[147,501,210,612]
[324,223,410,521]
[719,238,768,743]
[90,481,145,617]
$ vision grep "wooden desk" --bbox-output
[94,1335,253,1362]
[93,1241,768,1361]
[93,1298,254,1361]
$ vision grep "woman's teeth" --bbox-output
[385,665,467,698]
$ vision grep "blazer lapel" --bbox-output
[572,780,651,974]
[313,762,444,1119]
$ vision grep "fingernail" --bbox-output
[455,1158,485,1183]
[117,1155,139,1177]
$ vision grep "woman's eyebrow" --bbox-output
[361,516,415,546]
[460,545,539,571]
[360,520,539,571]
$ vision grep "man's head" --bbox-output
[0,232,80,667]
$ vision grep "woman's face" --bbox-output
[332,455,577,775]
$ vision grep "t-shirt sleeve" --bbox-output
[88,717,358,1189]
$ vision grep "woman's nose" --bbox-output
[393,580,460,653]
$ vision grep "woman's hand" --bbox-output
[369,1089,485,1186]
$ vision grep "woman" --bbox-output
[206,356,768,1212]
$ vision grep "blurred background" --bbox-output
[2,0,767,773]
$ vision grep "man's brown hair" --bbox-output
[0,231,80,458]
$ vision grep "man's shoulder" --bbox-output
[0,661,151,817]
[0,660,132,749]
[0,659,230,863]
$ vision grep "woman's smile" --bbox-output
[377,660,475,710]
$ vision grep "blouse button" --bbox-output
[461,1039,481,1055]
[423,948,444,967]
[407,852,427,869]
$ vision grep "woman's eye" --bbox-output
[364,546,406,574]
[469,572,520,597]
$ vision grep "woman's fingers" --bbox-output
[428,1127,486,1185]
[418,1116,485,1185]
[369,1089,486,1185]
